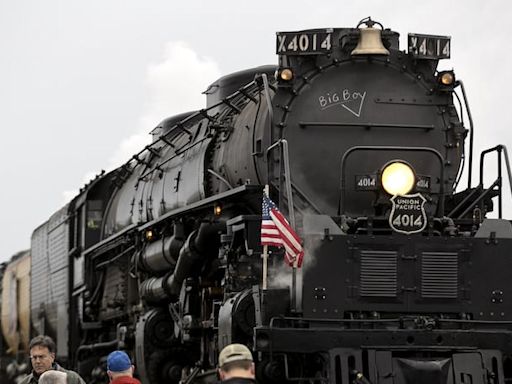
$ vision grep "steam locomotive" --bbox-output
[1,18,512,384]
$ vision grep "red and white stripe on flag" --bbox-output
[261,194,304,267]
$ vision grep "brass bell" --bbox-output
[351,18,390,56]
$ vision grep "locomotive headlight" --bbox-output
[279,68,294,81]
[381,161,416,196]
[438,70,455,86]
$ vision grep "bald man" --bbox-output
[39,370,67,384]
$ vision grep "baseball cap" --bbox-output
[107,351,132,372]
[218,344,253,367]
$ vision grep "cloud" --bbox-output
[61,42,222,203]
[107,41,221,169]
[140,41,221,128]
[61,170,101,204]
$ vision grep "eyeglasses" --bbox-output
[30,354,51,361]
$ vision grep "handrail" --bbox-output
[265,139,295,228]
[456,80,474,189]
[446,185,482,218]
[478,145,512,219]
[503,146,512,196]
[260,73,297,225]
[260,73,274,148]
[457,179,500,219]
[265,139,298,313]
[122,79,264,181]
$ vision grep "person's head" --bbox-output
[28,335,56,375]
[218,343,255,381]
[39,370,67,384]
[107,350,134,381]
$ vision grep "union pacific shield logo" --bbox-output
[389,193,427,234]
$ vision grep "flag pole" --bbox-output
[262,185,270,290]
[262,245,268,290]
[291,256,297,312]
[288,197,298,313]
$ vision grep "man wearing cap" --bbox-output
[106,350,141,384]
[218,343,256,384]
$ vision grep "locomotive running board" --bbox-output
[83,185,264,259]
[139,184,263,231]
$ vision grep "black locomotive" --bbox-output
[2,18,512,384]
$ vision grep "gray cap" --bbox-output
[218,344,253,367]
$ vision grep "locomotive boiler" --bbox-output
[1,18,512,384]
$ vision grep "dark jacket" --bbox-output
[19,363,86,384]
[222,377,257,384]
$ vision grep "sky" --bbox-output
[0,0,511,263]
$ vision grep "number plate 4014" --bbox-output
[408,33,450,59]
[276,31,332,55]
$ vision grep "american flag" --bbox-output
[261,194,304,267]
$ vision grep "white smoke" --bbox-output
[108,41,221,169]
[61,42,221,204]
[266,233,327,311]
[61,170,101,204]
[268,257,293,289]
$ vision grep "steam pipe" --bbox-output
[76,340,120,359]
[139,223,185,273]
[139,221,224,302]
[139,276,168,303]
[164,221,224,299]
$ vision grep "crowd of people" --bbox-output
[20,335,256,384]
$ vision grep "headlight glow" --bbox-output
[381,161,416,196]
[279,68,294,81]
[438,71,455,86]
